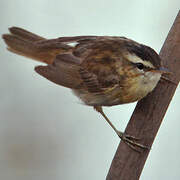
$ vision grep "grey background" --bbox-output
[0,0,180,180]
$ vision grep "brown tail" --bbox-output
[2,27,72,64]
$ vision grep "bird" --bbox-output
[2,27,170,150]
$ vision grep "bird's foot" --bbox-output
[117,131,150,152]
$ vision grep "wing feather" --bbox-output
[35,54,82,89]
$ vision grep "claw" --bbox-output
[123,134,141,141]
[94,106,150,152]
[117,131,150,152]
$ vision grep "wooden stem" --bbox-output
[106,10,180,180]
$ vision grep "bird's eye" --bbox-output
[136,63,144,70]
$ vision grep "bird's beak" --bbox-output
[159,67,172,74]
[151,67,172,74]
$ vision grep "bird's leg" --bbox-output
[94,106,149,151]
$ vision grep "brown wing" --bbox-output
[35,54,83,89]
[75,37,125,94]
[79,68,103,93]
[3,28,124,91]
[79,65,121,94]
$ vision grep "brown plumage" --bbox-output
[3,27,167,150]
[2,27,162,105]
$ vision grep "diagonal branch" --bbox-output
[106,10,180,180]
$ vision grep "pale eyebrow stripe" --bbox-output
[125,53,155,68]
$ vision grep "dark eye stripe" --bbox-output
[125,42,161,68]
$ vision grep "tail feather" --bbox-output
[9,26,45,42]
[2,27,72,64]
[2,27,83,89]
